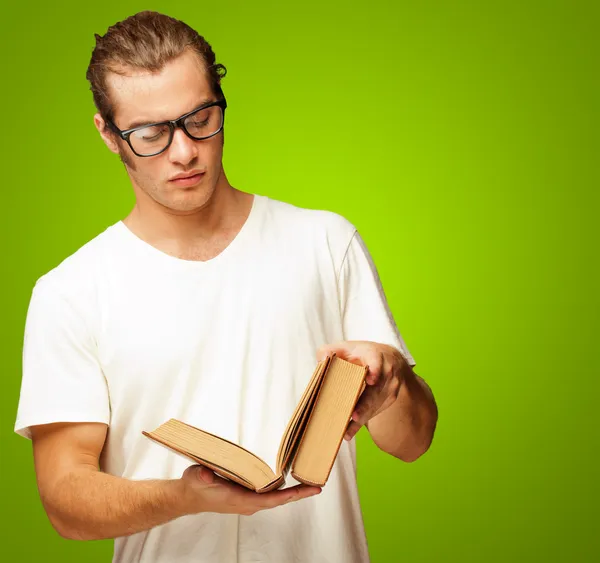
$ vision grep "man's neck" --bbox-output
[122,181,254,262]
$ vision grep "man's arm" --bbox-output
[365,361,438,462]
[31,422,320,541]
[328,228,437,459]
[318,342,438,463]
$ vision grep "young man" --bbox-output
[15,10,437,563]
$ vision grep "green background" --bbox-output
[1,0,598,561]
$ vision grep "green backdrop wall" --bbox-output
[1,1,598,562]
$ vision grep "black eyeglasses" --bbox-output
[107,99,227,157]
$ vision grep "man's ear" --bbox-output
[93,113,120,155]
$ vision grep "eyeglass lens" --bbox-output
[129,105,223,156]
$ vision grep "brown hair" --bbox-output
[86,11,227,123]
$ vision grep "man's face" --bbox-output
[95,49,224,214]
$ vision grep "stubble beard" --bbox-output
[118,144,137,171]
[127,161,217,214]
[117,134,224,213]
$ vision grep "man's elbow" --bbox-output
[394,435,434,463]
[391,412,438,462]
[48,516,80,541]
[46,508,98,541]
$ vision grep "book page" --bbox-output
[143,419,277,489]
[291,357,367,486]
[275,356,332,474]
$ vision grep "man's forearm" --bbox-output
[366,366,438,462]
[44,467,188,541]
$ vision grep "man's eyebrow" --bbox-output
[124,98,215,130]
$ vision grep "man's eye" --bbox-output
[142,130,166,141]
[133,125,168,142]
[190,118,209,128]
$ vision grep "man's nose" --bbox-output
[167,128,198,165]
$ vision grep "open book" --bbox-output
[142,355,367,493]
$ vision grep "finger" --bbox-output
[351,380,387,425]
[352,385,380,421]
[365,351,384,385]
[258,485,321,510]
[316,342,353,362]
[340,348,383,383]
[183,464,218,485]
[344,420,362,441]
[189,465,249,490]
[357,349,398,416]
[195,465,216,484]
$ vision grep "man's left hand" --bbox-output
[316,341,410,441]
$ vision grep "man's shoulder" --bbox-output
[34,223,121,299]
[262,195,357,242]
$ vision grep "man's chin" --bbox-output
[157,190,214,215]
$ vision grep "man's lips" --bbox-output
[169,172,205,187]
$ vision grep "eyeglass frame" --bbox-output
[106,98,228,157]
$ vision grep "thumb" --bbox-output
[195,465,215,484]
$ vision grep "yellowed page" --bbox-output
[275,356,332,474]
[143,419,276,490]
[291,357,367,486]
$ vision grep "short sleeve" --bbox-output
[338,231,416,367]
[14,278,110,439]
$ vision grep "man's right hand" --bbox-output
[180,464,321,516]
[30,421,321,541]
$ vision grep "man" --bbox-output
[15,10,437,563]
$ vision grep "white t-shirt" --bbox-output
[15,194,415,563]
